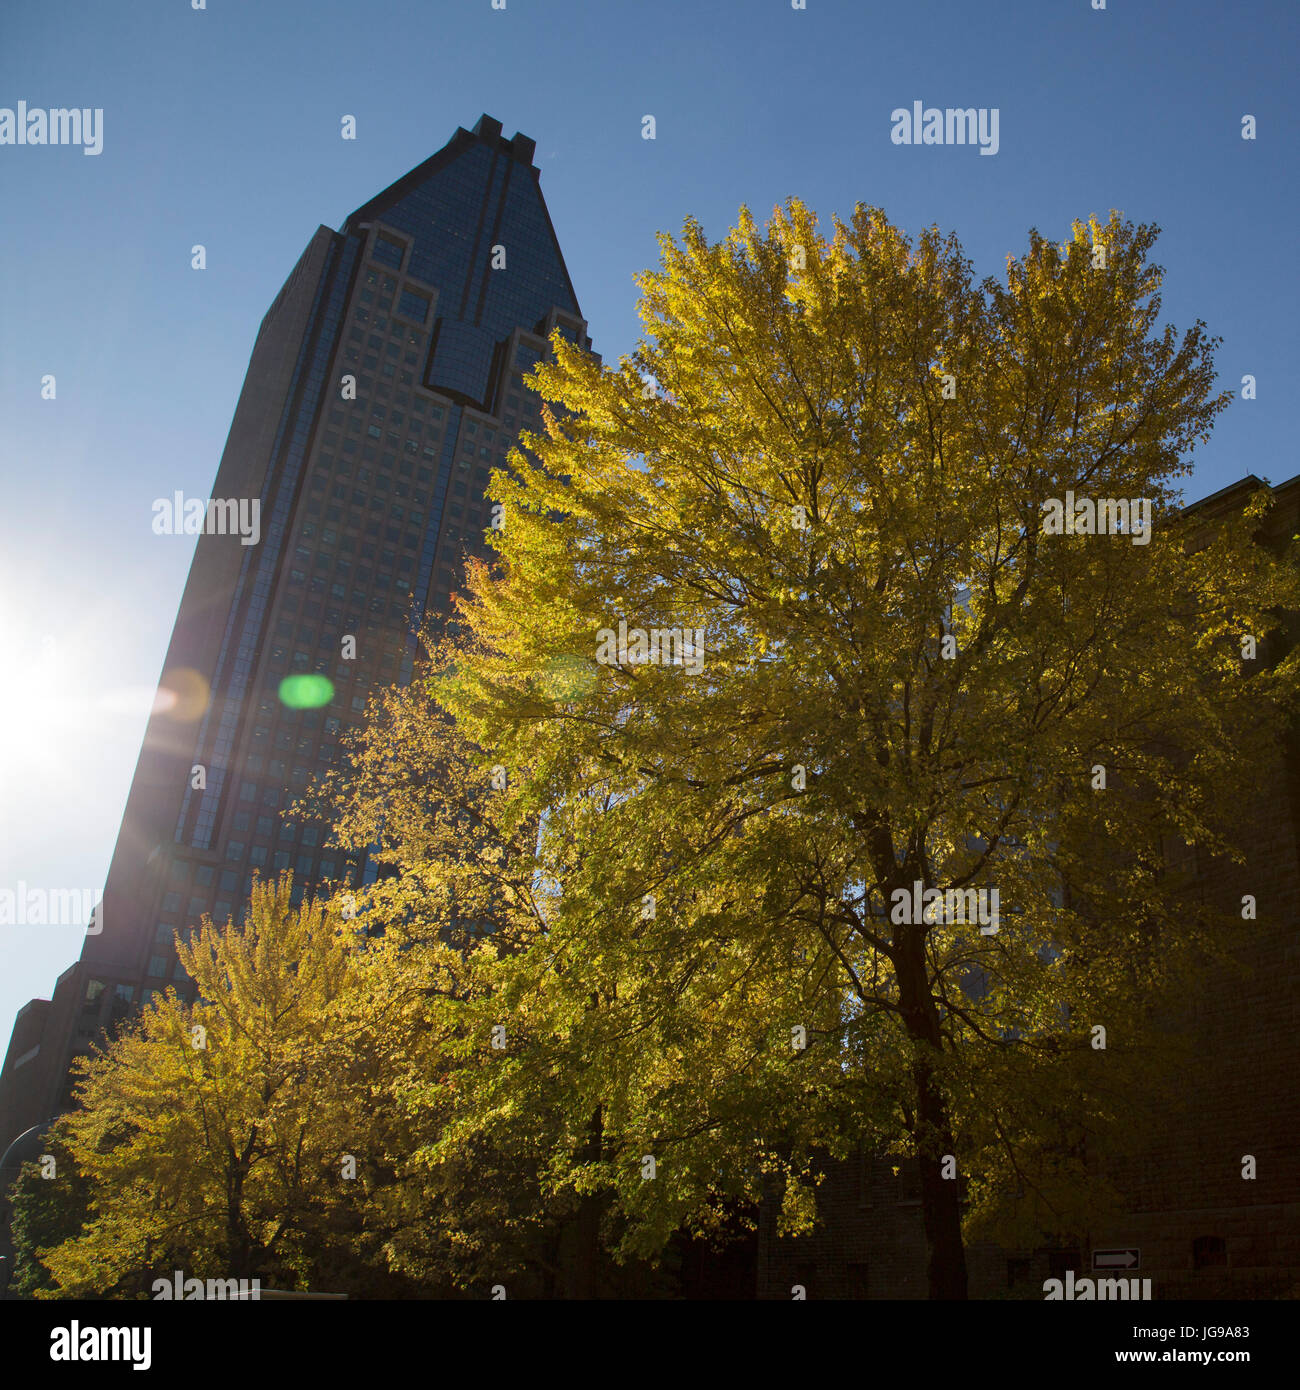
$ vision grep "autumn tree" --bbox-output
[6,1132,90,1297]
[311,693,679,1297]
[36,874,387,1297]
[325,202,1300,1298]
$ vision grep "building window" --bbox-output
[1192,1236,1227,1270]
[372,235,404,270]
[398,289,429,323]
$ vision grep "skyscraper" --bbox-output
[0,114,591,1155]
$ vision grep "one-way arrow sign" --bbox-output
[1092,1248,1140,1270]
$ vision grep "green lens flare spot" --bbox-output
[540,654,599,701]
[278,674,334,710]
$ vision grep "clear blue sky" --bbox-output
[1,0,1296,1036]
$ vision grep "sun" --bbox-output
[0,623,76,759]
[0,614,170,773]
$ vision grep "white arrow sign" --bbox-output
[1093,1248,1140,1270]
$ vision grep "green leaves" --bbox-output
[38,876,381,1296]
[50,202,1295,1297]
[375,201,1298,1280]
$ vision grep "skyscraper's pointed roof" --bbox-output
[341,114,582,324]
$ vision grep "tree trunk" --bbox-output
[226,1181,254,1279]
[563,1104,603,1299]
[896,922,969,1299]
[226,1130,257,1279]
[569,1193,602,1299]
[913,1052,968,1299]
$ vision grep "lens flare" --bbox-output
[155,668,210,722]
[278,673,334,709]
[540,653,598,701]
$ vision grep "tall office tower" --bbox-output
[0,115,591,1157]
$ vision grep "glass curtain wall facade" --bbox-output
[0,114,591,1152]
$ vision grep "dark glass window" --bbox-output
[1192,1236,1227,1270]
[373,236,404,270]
[398,289,429,323]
